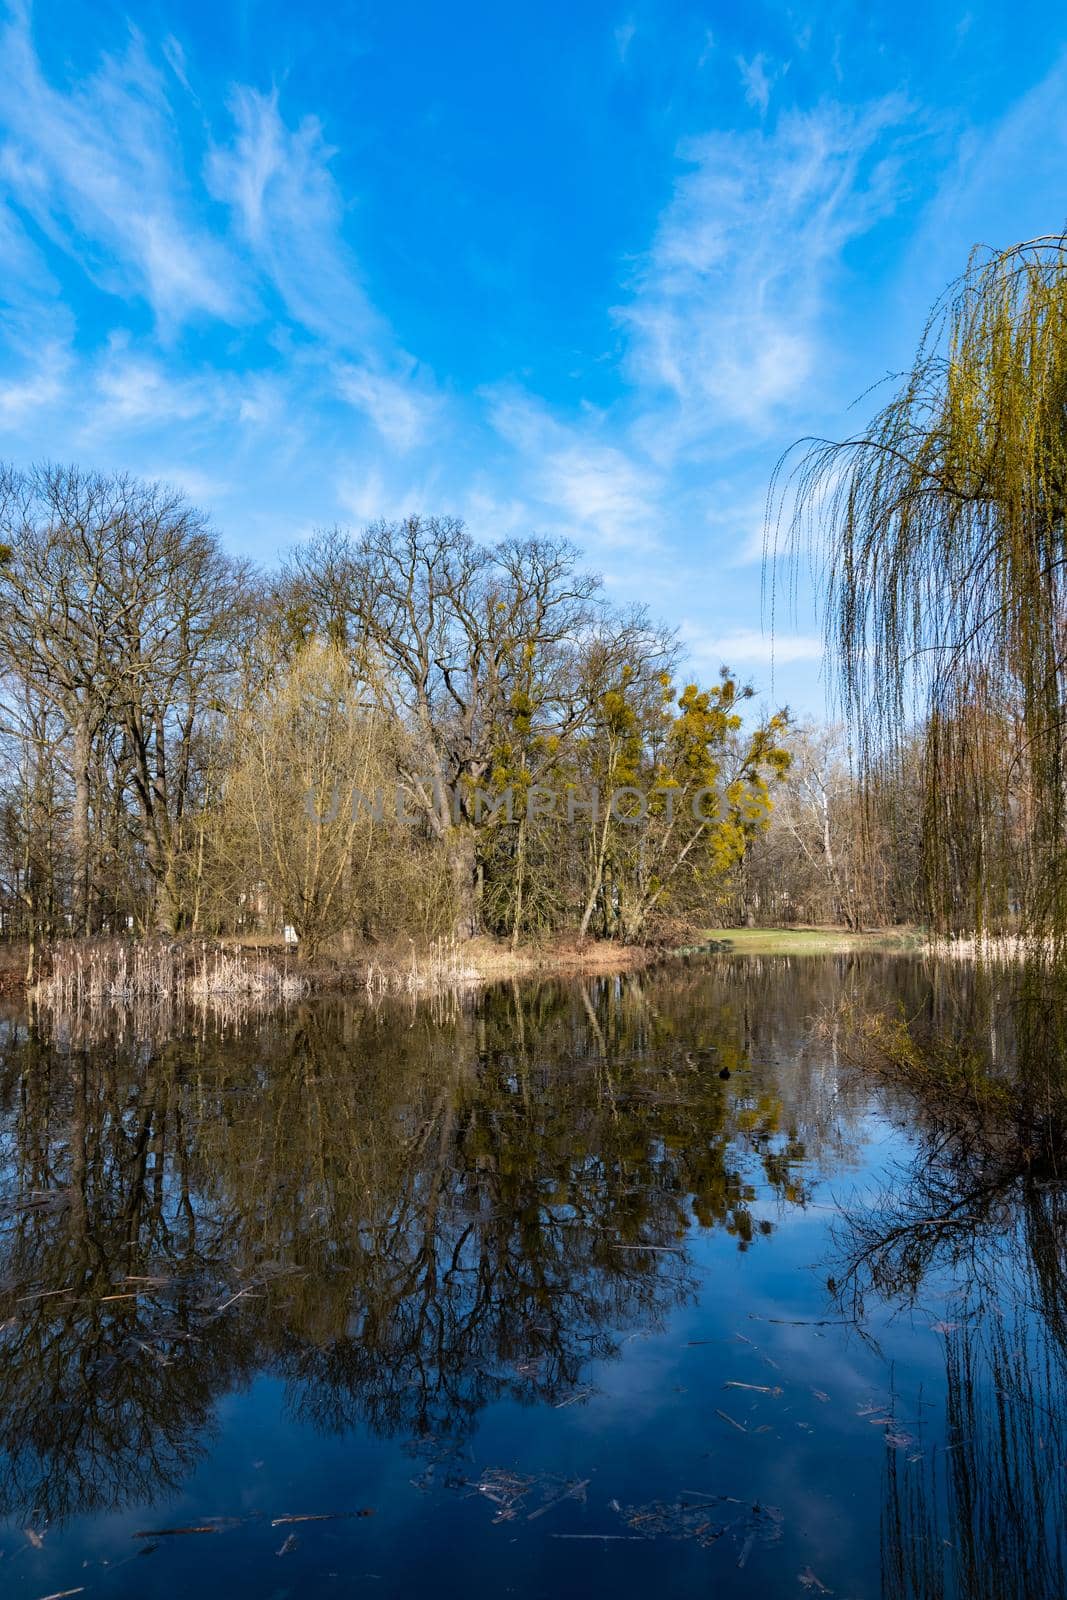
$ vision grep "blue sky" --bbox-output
[0,0,1064,712]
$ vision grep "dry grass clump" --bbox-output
[361,936,483,997]
[927,933,1040,964]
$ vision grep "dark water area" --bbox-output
[0,956,1063,1599]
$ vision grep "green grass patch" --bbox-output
[697,926,924,956]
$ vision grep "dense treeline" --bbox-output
[0,464,801,965]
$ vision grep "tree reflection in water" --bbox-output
[5,955,1061,1600]
[0,965,843,1526]
[833,1053,1067,1600]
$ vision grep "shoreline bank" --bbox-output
[0,925,931,1003]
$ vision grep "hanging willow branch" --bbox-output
[773,234,1067,941]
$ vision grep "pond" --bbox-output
[0,956,1063,1598]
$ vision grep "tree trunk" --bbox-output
[579,807,614,940]
[448,826,479,939]
[511,816,526,951]
[153,861,181,936]
[71,713,92,936]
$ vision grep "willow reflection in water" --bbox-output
[835,1083,1067,1599]
[0,958,1062,1599]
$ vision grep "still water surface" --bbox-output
[0,957,1063,1598]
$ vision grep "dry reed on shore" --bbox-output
[31,939,309,1012]
[362,936,482,997]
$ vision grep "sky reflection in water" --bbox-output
[0,956,1063,1598]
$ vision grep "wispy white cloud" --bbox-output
[142,464,231,502]
[335,362,438,452]
[457,485,539,541]
[337,463,443,524]
[736,53,776,116]
[487,388,664,550]
[0,9,445,453]
[0,8,243,326]
[0,20,440,474]
[701,489,773,567]
[0,188,76,423]
[161,34,191,92]
[88,338,226,430]
[0,339,70,426]
[907,53,1067,297]
[682,623,823,668]
[614,18,637,63]
[207,86,384,352]
[337,469,391,524]
[0,189,64,326]
[549,443,660,543]
[74,338,326,478]
[619,98,909,442]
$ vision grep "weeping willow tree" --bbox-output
[777,234,1067,944]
